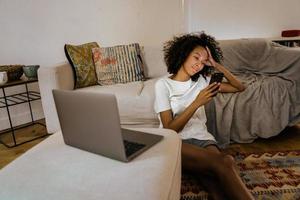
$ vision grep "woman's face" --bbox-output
[182,46,208,76]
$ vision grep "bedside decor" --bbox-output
[23,65,40,79]
[0,65,24,82]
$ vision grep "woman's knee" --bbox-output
[181,144,236,173]
[220,154,235,169]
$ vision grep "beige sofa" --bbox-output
[38,38,300,148]
[38,46,168,134]
[0,46,182,200]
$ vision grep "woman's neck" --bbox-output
[171,67,191,82]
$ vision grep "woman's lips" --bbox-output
[192,66,199,73]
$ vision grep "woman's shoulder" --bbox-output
[155,76,170,90]
[154,76,173,97]
[155,75,173,86]
[155,76,167,84]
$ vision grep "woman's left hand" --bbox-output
[204,47,217,68]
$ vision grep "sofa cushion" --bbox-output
[92,43,145,86]
[76,79,160,127]
[64,42,99,89]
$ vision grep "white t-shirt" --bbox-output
[154,75,216,141]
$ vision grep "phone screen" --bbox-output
[209,73,224,85]
[209,73,224,96]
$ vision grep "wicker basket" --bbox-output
[0,65,24,81]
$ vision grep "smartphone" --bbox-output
[209,72,224,96]
[209,72,224,85]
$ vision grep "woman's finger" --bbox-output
[206,82,217,89]
[209,88,220,97]
[207,83,220,92]
[206,46,212,58]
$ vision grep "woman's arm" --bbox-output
[206,47,246,93]
[160,82,220,132]
[214,62,246,93]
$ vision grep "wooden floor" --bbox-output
[0,121,300,169]
[0,119,49,169]
[225,123,300,154]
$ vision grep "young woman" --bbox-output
[154,32,253,200]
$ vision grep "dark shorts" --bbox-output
[182,138,219,149]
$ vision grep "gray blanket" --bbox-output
[205,39,300,148]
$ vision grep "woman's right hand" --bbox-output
[193,82,220,107]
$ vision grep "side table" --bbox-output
[0,78,48,148]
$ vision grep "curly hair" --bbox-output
[163,32,223,81]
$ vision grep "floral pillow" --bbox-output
[92,43,145,85]
[64,42,99,88]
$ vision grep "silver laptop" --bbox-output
[52,89,163,162]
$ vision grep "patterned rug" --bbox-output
[181,150,300,200]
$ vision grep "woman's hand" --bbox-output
[193,82,220,107]
[204,47,217,68]
[160,82,220,133]
[204,47,246,93]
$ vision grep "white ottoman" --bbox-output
[0,128,181,200]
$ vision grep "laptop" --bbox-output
[52,89,163,162]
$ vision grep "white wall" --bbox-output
[185,0,300,39]
[0,0,184,131]
[1,0,299,131]
[0,0,184,67]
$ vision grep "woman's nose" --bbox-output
[195,63,203,69]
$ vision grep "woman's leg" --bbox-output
[195,145,226,200]
[182,143,254,200]
[196,171,225,200]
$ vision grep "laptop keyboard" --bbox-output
[123,140,146,157]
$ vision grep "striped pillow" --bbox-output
[92,43,145,85]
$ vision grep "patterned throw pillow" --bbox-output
[64,42,99,89]
[92,43,145,85]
